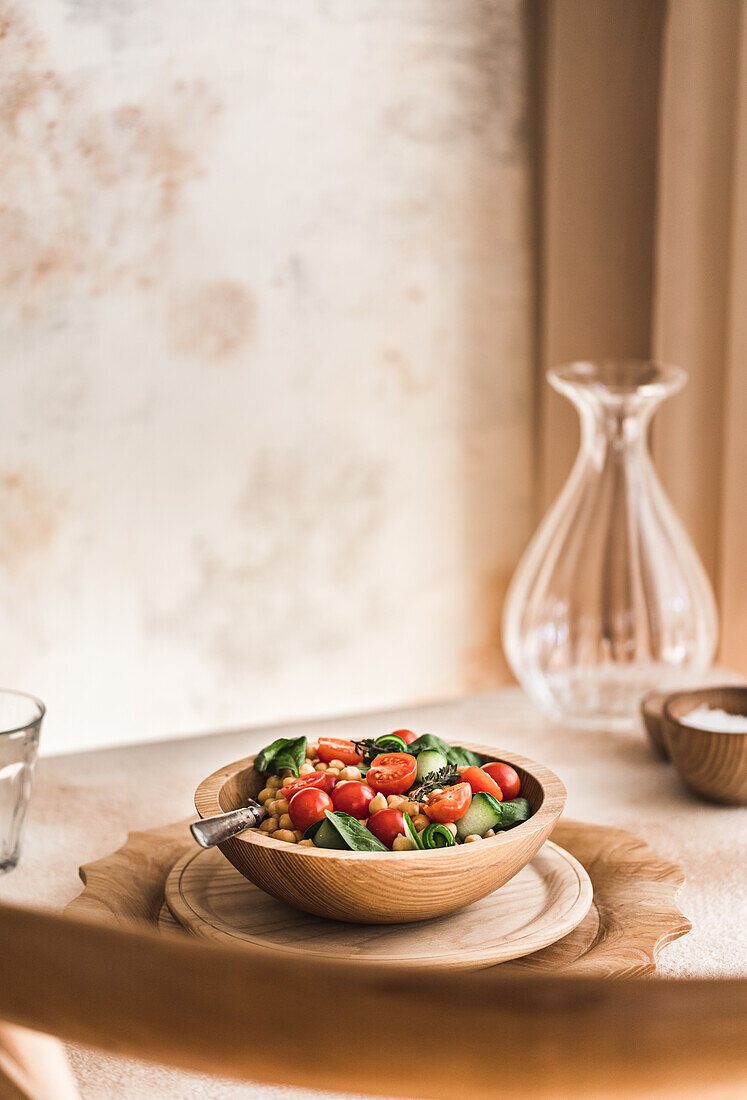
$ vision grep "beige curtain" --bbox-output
[535,0,747,675]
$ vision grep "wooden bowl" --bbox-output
[662,687,747,806]
[194,745,566,924]
[640,691,670,761]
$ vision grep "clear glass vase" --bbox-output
[502,361,718,730]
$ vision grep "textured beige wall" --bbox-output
[0,0,534,752]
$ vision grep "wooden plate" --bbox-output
[162,840,593,970]
[68,818,691,977]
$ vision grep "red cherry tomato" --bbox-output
[460,766,503,801]
[288,788,333,832]
[317,738,363,766]
[331,781,375,819]
[282,772,337,800]
[482,762,521,800]
[366,752,418,795]
[390,729,417,745]
[424,782,472,823]
[366,808,408,849]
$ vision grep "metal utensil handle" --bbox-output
[190,801,268,848]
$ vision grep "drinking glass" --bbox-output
[503,361,718,730]
[0,690,45,872]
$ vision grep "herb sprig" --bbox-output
[352,738,385,766]
[408,764,462,803]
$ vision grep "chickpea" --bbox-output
[402,801,420,817]
[267,775,282,790]
[257,788,273,804]
[392,834,415,851]
[274,829,296,843]
[275,798,290,815]
[259,817,278,833]
[278,813,294,831]
[293,830,304,842]
[298,838,315,847]
[413,814,430,831]
[464,834,482,844]
[387,794,406,808]
[444,823,458,837]
[368,793,387,814]
[305,742,318,758]
[325,767,340,777]
[483,828,496,838]
[314,762,328,772]
[265,800,278,817]
[300,762,315,775]
[328,759,345,770]
[338,766,361,781]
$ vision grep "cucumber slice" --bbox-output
[416,749,448,783]
[402,812,423,850]
[420,823,455,849]
[375,734,408,753]
[408,735,482,768]
[455,792,503,841]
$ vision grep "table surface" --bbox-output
[2,686,746,1100]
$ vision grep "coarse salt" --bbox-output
[680,705,747,733]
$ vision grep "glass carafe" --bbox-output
[502,361,718,730]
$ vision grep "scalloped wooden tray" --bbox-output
[68,818,690,977]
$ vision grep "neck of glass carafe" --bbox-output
[575,393,660,467]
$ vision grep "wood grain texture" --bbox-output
[640,690,670,761]
[663,687,747,805]
[721,1,747,678]
[69,817,690,979]
[0,896,741,1098]
[163,840,593,970]
[193,746,566,923]
[538,0,665,508]
[652,0,741,583]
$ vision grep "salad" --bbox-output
[248,730,532,851]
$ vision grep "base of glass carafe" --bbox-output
[522,662,713,732]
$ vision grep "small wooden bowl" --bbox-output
[640,691,671,761]
[194,745,566,924]
[662,687,747,806]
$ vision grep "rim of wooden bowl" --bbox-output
[663,686,747,730]
[194,743,566,860]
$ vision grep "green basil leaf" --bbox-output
[407,734,482,769]
[323,811,388,852]
[407,733,452,756]
[494,797,532,830]
[255,735,307,777]
[445,746,482,768]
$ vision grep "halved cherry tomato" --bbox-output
[366,752,417,795]
[282,772,337,800]
[288,787,333,832]
[482,762,521,800]
[460,766,503,800]
[390,729,417,745]
[366,808,408,849]
[317,738,363,766]
[424,782,472,823]
[331,781,375,819]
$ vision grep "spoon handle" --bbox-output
[190,801,268,848]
